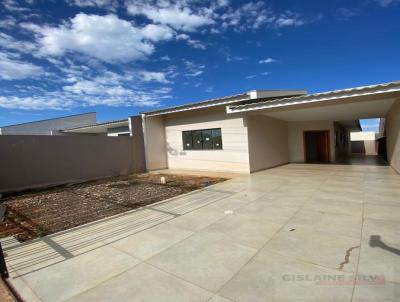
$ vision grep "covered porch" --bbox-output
[230,82,400,173]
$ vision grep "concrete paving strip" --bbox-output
[1,163,399,302]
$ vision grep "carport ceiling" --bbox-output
[260,97,395,122]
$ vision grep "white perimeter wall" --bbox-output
[163,107,250,173]
[247,115,289,172]
[386,99,400,174]
[288,121,336,163]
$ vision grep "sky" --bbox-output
[0,0,399,127]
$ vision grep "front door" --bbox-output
[304,131,330,163]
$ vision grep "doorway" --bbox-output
[304,130,330,163]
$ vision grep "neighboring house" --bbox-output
[0,112,96,135]
[61,118,132,136]
[140,81,400,174]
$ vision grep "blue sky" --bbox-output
[0,0,399,126]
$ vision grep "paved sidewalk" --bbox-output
[2,164,400,301]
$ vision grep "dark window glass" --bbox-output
[192,130,203,150]
[212,128,222,149]
[182,131,193,150]
[202,129,213,149]
[182,128,222,150]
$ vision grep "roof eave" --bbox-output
[141,93,250,117]
[62,119,128,132]
[227,81,400,114]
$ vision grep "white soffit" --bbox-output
[261,98,396,122]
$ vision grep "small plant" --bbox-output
[36,226,49,237]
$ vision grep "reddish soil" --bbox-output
[0,173,225,242]
[0,279,16,302]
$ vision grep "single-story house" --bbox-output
[61,118,132,136]
[0,112,96,135]
[140,80,400,174]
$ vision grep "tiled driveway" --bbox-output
[2,164,400,302]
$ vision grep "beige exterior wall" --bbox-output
[386,99,400,173]
[288,121,335,163]
[143,115,168,170]
[163,107,250,173]
[0,135,145,193]
[247,115,289,172]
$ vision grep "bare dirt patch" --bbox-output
[0,173,226,242]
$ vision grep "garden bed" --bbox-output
[0,173,226,242]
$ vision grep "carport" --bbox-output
[227,81,400,172]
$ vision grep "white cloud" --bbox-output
[336,8,358,20]
[68,0,119,9]
[25,13,175,63]
[127,1,214,32]
[226,55,245,62]
[205,86,214,92]
[259,57,278,64]
[219,2,306,31]
[141,24,175,42]
[176,33,206,49]
[183,59,205,77]
[374,0,400,7]
[0,52,43,80]
[160,55,171,61]
[0,16,17,29]
[245,74,257,79]
[139,71,170,83]
[0,33,37,53]
[275,16,304,27]
[0,96,70,110]
[2,0,32,12]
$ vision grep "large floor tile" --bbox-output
[236,200,300,224]
[364,204,400,222]
[352,280,400,302]
[162,206,228,232]
[364,191,400,207]
[68,263,213,302]
[5,230,105,276]
[219,250,354,302]
[286,209,362,239]
[208,295,233,302]
[229,189,268,201]
[110,223,194,260]
[362,218,400,244]
[357,239,400,283]
[262,228,360,272]
[19,245,140,302]
[147,232,257,292]
[312,190,364,203]
[301,197,363,217]
[199,212,282,249]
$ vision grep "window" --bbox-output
[182,128,223,150]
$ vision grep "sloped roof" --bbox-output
[227,81,400,114]
[140,90,306,117]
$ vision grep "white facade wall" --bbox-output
[163,107,250,173]
[386,99,400,173]
[247,115,289,172]
[143,115,168,170]
[288,121,336,163]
